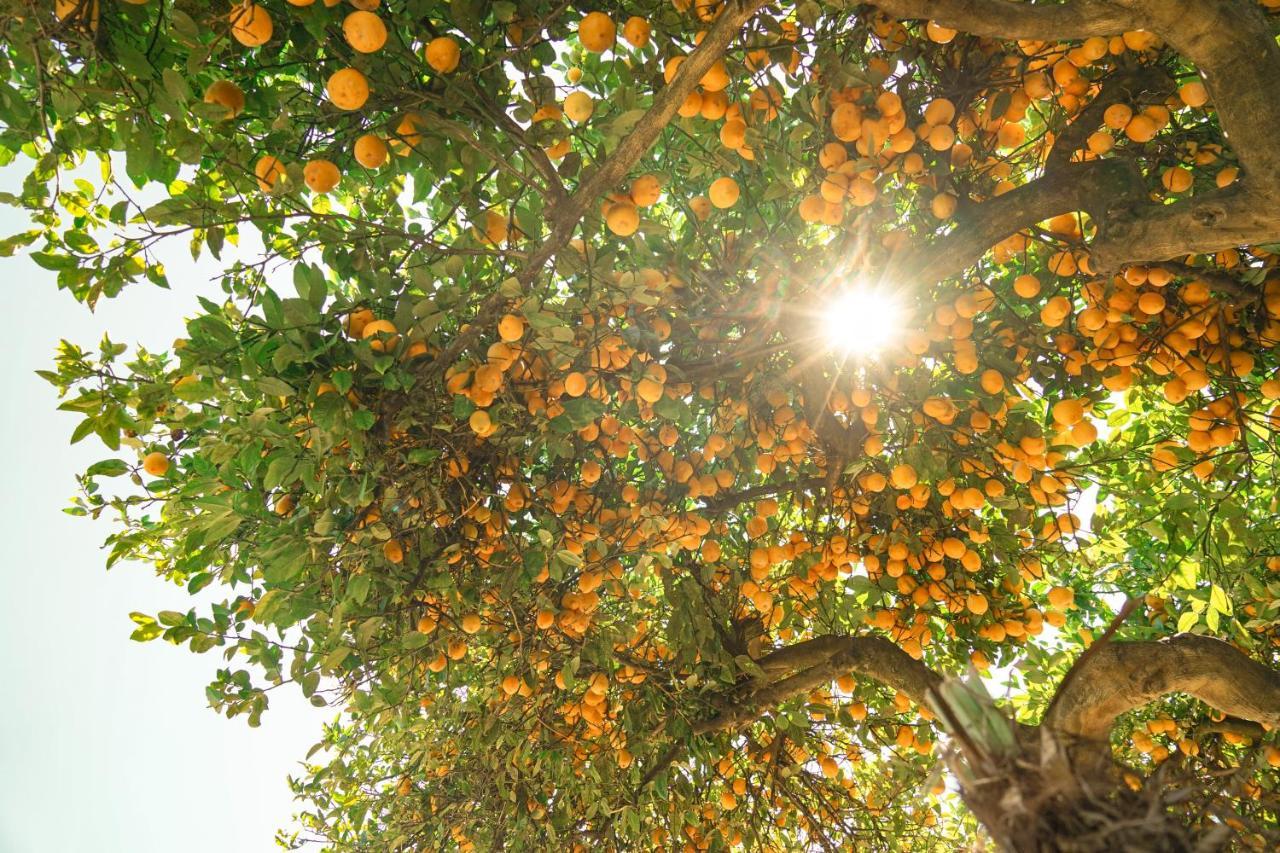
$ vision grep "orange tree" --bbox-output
[7,0,1280,849]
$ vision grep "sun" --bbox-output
[822,285,906,358]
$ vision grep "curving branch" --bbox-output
[866,0,1144,41]
[881,159,1145,286]
[694,635,943,734]
[869,0,1280,284]
[1045,633,1280,741]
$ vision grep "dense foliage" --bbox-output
[5,0,1280,849]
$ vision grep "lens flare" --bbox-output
[823,287,905,357]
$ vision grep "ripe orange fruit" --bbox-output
[384,539,404,563]
[1047,586,1075,610]
[327,68,369,110]
[605,201,639,236]
[255,155,286,192]
[630,174,661,207]
[564,91,593,123]
[622,16,650,48]
[202,80,245,119]
[230,3,273,47]
[1178,80,1208,108]
[1051,399,1085,426]
[498,314,525,342]
[142,451,170,477]
[708,176,739,209]
[461,613,483,634]
[890,464,918,490]
[1124,114,1157,142]
[564,372,588,397]
[274,494,296,516]
[361,319,399,351]
[1013,273,1040,298]
[354,134,388,168]
[578,12,616,52]
[389,113,425,156]
[303,159,341,193]
[1161,166,1192,193]
[930,193,957,219]
[636,377,663,403]
[343,10,387,53]
[425,36,461,73]
[469,410,492,435]
[416,616,437,634]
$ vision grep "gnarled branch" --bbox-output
[881,159,1145,286]
[866,0,1144,42]
[1045,633,1280,740]
[694,635,943,734]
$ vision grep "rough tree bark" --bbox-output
[871,0,1280,286]
[689,630,1280,851]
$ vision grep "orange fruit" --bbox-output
[362,319,399,351]
[202,80,245,119]
[630,174,661,207]
[327,68,369,111]
[142,451,170,477]
[1013,273,1040,298]
[578,12,615,52]
[605,201,639,236]
[469,410,492,435]
[303,159,341,193]
[498,314,525,342]
[343,10,387,53]
[622,16,650,48]
[564,91,593,123]
[1047,586,1075,610]
[708,176,739,209]
[461,614,483,634]
[1179,80,1208,108]
[354,134,388,168]
[229,3,273,47]
[425,36,461,73]
[383,539,404,563]
[255,155,286,191]
[1051,399,1085,426]
[390,113,425,156]
[564,372,588,397]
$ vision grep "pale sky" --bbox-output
[0,162,329,852]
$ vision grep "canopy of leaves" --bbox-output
[5,0,1280,849]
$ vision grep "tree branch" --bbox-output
[1088,185,1280,272]
[1045,633,1280,741]
[880,159,1145,286]
[866,0,1144,41]
[694,635,943,734]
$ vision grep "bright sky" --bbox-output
[0,162,328,852]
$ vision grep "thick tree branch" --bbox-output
[881,159,1144,286]
[1045,633,1280,741]
[1088,185,1280,272]
[694,635,943,734]
[866,0,1144,41]
[1140,0,1280,186]
[872,0,1280,282]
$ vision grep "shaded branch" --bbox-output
[880,159,1145,286]
[866,0,1144,41]
[694,635,943,734]
[1046,633,1280,740]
